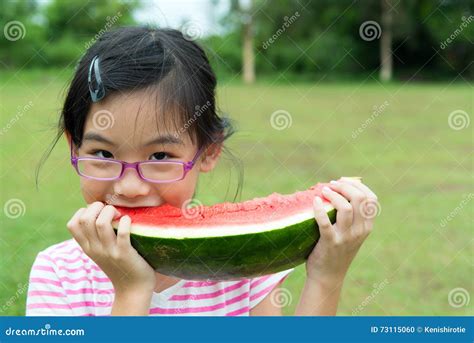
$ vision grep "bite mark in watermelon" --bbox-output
[112,178,360,280]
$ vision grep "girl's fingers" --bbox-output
[66,208,88,248]
[322,186,353,230]
[116,215,132,252]
[328,181,367,228]
[339,177,378,200]
[313,196,335,242]
[78,202,105,245]
[329,180,366,203]
[95,205,121,252]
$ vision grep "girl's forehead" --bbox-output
[84,90,192,147]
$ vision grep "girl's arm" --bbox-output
[111,288,154,316]
[249,277,343,316]
[293,276,343,316]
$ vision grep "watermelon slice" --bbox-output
[112,178,359,281]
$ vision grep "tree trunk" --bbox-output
[242,10,255,84]
[380,0,393,82]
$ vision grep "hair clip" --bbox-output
[88,55,105,102]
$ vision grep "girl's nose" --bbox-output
[113,167,151,198]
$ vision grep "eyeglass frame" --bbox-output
[69,139,206,183]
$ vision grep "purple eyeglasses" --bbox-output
[70,141,205,183]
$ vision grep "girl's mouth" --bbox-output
[108,202,163,208]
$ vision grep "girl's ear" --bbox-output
[199,143,222,173]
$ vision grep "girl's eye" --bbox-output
[91,150,114,159]
[150,152,171,160]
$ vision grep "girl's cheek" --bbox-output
[158,173,199,208]
[80,179,112,204]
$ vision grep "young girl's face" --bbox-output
[67,90,220,208]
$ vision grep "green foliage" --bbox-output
[212,0,473,80]
[1,0,139,68]
[0,0,471,78]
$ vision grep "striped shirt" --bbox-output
[26,239,294,316]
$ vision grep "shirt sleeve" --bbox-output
[249,268,294,309]
[26,251,74,316]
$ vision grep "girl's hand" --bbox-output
[306,177,379,284]
[66,202,156,294]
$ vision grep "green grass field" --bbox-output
[0,69,472,316]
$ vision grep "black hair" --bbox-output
[36,26,243,202]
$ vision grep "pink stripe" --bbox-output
[250,275,272,288]
[34,263,103,274]
[30,275,110,285]
[53,247,83,255]
[30,277,62,287]
[170,280,247,301]
[27,301,96,310]
[226,306,250,316]
[65,288,113,295]
[38,254,87,264]
[58,276,110,284]
[28,288,114,296]
[183,281,218,288]
[32,265,55,273]
[250,277,288,302]
[28,290,66,297]
[51,241,72,251]
[58,265,102,273]
[27,303,72,310]
[149,291,249,314]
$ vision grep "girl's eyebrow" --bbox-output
[83,132,184,146]
[83,132,115,145]
[144,135,184,146]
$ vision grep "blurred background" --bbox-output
[0,0,472,316]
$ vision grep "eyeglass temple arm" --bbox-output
[69,136,76,164]
[184,145,207,171]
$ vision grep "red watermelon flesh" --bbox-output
[114,182,331,229]
[111,178,358,280]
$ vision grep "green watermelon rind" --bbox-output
[113,207,336,281]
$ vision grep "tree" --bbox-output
[241,1,255,84]
[229,0,256,84]
[380,0,393,82]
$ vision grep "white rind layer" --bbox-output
[127,203,334,239]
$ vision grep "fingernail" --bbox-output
[314,196,322,205]
[322,186,331,193]
[330,180,338,185]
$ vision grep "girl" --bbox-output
[27,26,378,316]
